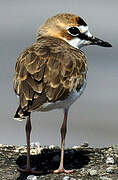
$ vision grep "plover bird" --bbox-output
[13,13,112,174]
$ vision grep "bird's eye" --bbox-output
[67,27,80,36]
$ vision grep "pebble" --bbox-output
[14,149,19,153]
[106,166,114,173]
[63,176,70,180]
[89,169,97,176]
[106,157,115,164]
[108,148,113,152]
[27,175,37,180]
[30,142,35,148]
[30,142,40,148]
[72,145,80,149]
[49,145,55,149]
[81,142,89,147]
[100,177,112,180]
[63,178,77,180]
[35,142,40,148]
[115,154,118,158]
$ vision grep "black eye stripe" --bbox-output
[78,33,89,40]
[68,26,90,41]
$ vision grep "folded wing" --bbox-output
[13,37,87,119]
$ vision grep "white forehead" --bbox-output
[78,25,92,37]
[78,25,88,33]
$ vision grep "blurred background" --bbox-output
[0,0,117,147]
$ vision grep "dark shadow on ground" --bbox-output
[16,148,92,180]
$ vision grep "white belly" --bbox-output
[38,77,87,112]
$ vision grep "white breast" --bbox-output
[38,75,88,112]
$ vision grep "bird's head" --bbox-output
[37,13,112,49]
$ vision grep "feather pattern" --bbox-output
[13,37,87,119]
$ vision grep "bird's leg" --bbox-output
[18,114,41,175]
[26,113,31,170]
[54,108,74,174]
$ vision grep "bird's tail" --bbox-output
[14,105,30,121]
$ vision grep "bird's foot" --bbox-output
[53,168,75,174]
[17,167,41,175]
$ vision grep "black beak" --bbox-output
[89,36,112,47]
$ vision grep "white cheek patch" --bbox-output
[63,37,90,49]
[64,37,82,49]
[78,25,88,33]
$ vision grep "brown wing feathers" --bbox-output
[14,38,87,119]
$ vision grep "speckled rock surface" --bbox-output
[0,143,118,180]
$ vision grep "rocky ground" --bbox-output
[0,143,118,180]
